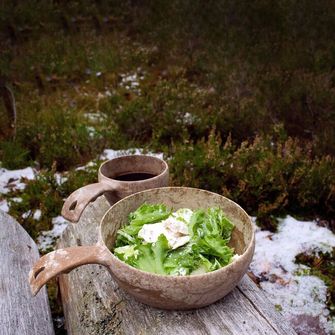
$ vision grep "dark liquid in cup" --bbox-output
[114,172,156,181]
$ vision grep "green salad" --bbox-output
[113,203,238,276]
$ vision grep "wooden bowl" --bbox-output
[30,187,255,310]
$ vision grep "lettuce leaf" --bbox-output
[115,203,171,247]
[113,204,236,276]
[114,245,139,267]
[137,234,169,275]
[207,207,234,240]
[196,236,234,263]
[189,207,235,266]
[164,244,200,275]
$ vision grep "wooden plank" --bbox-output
[237,278,298,335]
[0,211,54,335]
[58,196,297,335]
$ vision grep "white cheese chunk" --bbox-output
[138,209,193,249]
[138,221,166,244]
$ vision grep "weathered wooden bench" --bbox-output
[58,196,297,335]
[0,211,54,335]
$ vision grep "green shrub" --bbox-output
[8,170,63,240]
[0,141,30,169]
[6,162,100,240]
[12,107,112,171]
[169,127,335,231]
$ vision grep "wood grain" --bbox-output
[58,196,297,335]
[0,211,54,335]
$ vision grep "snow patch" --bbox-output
[37,216,68,252]
[75,160,97,171]
[0,197,22,213]
[0,167,35,194]
[176,112,197,126]
[11,197,22,203]
[100,148,163,161]
[22,210,31,219]
[54,173,68,186]
[250,215,335,334]
[119,69,145,94]
[33,209,42,221]
[86,126,98,138]
[84,112,107,123]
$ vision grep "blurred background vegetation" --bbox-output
[1,0,334,230]
[1,1,335,331]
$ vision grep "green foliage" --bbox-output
[1,107,114,171]
[0,141,30,169]
[102,78,213,145]
[7,169,62,238]
[6,163,99,240]
[169,127,335,230]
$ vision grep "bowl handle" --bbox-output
[61,182,113,223]
[28,245,111,296]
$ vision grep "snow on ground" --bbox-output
[250,216,335,334]
[86,126,98,138]
[54,172,68,185]
[84,112,107,123]
[0,167,36,213]
[119,68,145,94]
[33,209,42,221]
[0,167,36,194]
[100,148,163,160]
[0,197,23,213]
[176,112,197,126]
[37,216,69,251]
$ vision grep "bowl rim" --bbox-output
[98,186,255,280]
[98,154,169,184]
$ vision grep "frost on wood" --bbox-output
[250,215,335,334]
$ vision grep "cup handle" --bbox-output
[61,182,113,223]
[29,245,111,296]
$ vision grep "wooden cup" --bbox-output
[61,155,169,222]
